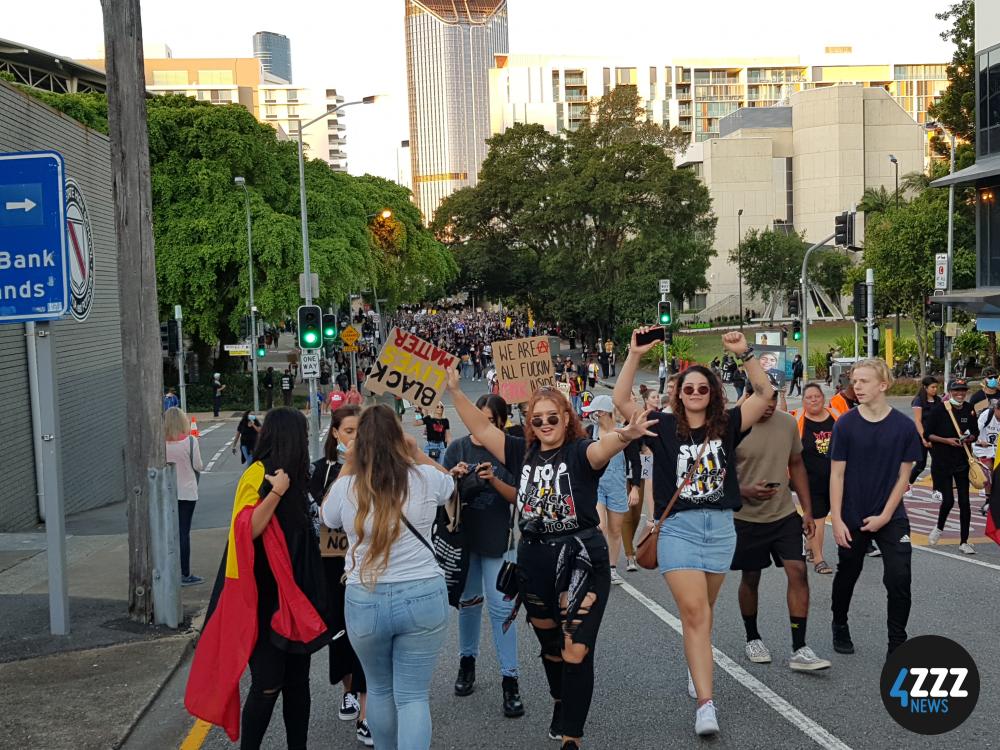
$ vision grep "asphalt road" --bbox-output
[123,376,1000,750]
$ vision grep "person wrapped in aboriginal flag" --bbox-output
[185,408,329,747]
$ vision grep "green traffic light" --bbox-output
[324,327,336,338]
[257,347,267,357]
[793,331,802,341]
[659,315,670,325]
[303,331,319,346]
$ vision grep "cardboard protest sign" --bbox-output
[493,336,556,404]
[365,327,458,408]
[320,525,349,558]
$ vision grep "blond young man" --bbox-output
[829,359,922,659]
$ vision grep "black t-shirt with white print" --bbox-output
[645,407,747,518]
[503,434,605,536]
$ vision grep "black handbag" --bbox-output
[403,492,469,609]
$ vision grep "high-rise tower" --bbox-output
[253,31,293,83]
[404,0,508,223]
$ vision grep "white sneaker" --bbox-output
[610,567,624,585]
[626,557,638,572]
[932,490,943,503]
[928,527,942,545]
[695,700,720,736]
[687,669,697,700]
[745,638,772,664]
[959,543,976,555]
[789,646,832,671]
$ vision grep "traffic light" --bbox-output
[239,314,251,339]
[788,291,799,317]
[835,211,849,246]
[664,329,674,346]
[160,320,179,356]
[933,329,946,359]
[792,319,802,341]
[256,335,267,358]
[927,299,944,327]
[297,304,323,350]
[852,282,867,322]
[322,314,337,341]
[658,300,672,326]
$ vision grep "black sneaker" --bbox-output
[502,676,525,718]
[548,701,562,741]
[455,655,476,696]
[338,691,359,721]
[561,743,580,750]
[832,622,855,654]
[356,719,373,747]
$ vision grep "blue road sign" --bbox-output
[0,151,68,323]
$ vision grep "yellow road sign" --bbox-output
[340,325,360,345]
[342,344,359,353]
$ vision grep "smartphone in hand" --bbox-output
[635,327,666,347]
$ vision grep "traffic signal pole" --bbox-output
[799,232,836,379]
[296,128,321,458]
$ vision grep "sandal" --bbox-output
[814,561,833,575]
[805,549,815,564]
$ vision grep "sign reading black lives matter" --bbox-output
[494,336,556,404]
[365,327,458,408]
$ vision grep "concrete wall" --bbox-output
[977,0,1000,53]
[0,82,127,530]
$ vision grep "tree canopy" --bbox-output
[433,87,716,338]
[928,0,975,152]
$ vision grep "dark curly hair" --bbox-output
[673,365,730,441]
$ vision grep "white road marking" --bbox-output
[198,423,223,436]
[203,440,233,473]
[620,581,853,750]
[912,544,1000,572]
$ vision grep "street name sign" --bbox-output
[301,352,320,378]
[224,343,251,356]
[0,151,69,323]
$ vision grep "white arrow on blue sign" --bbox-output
[0,151,69,323]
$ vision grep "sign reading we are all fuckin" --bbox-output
[494,336,556,404]
[365,327,458,407]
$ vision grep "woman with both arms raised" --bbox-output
[446,368,655,750]
[614,329,773,737]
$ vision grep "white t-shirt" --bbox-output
[974,408,1000,459]
[322,464,454,585]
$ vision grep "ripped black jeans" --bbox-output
[240,634,312,750]
[516,528,610,739]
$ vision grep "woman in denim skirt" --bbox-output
[614,330,774,738]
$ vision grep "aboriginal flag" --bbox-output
[988,460,1000,547]
[184,462,328,740]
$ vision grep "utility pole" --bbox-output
[175,305,186,413]
[944,131,956,385]
[101,0,166,623]
[866,269,875,358]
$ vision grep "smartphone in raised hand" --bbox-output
[635,327,666,347]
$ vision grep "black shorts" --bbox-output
[810,494,830,519]
[731,512,805,571]
[516,531,610,650]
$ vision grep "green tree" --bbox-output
[857,185,897,215]
[729,227,807,320]
[927,0,975,151]
[813,252,852,315]
[434,87,715,339]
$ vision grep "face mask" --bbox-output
[950,397,962,407]
[247,414,255,422]
[988,378,998,389]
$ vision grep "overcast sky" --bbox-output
[4,0,955,181]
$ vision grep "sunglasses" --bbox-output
[681,384,711,396]
[530,415,561,427]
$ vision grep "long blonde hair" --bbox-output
[164,407,190,442]
[350,404,414,588]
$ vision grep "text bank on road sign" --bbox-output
[0,151,69,323]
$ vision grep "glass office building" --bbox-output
[405,0,508,223]
[253,31,293,84]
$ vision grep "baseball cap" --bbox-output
[948,378,969,391]
[582,394,614,414]
[983,366,998,378]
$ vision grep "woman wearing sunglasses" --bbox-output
[613,329,773,737]
[446,370,655,750]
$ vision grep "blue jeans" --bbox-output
[458,550,518,677]
[346,576,448,750]
[423,441,445,460]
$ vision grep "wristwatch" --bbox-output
[737,346,755,363]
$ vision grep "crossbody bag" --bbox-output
[943,401,990,490]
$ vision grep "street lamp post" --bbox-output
[234,176,259,412]
[295,95,380,457]
[889,154,899,210]
[365,209,393,344]
[737,208,744,329]
[925,121,958,383]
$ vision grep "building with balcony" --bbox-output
[253,31,293,84]
[405,0,509,223]
[931,0,1000,325]
[76,53,348,171]
[677,85,924,315]
[489,52,947,144]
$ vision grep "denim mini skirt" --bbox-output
[657,508,736,574]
